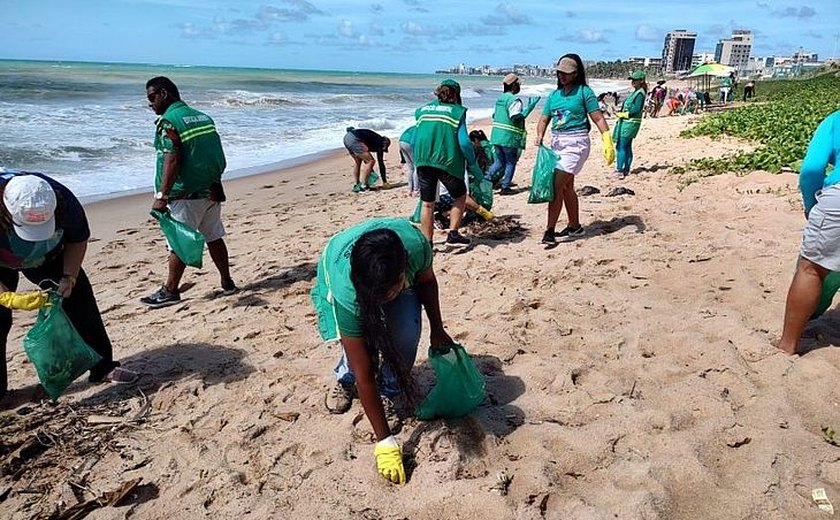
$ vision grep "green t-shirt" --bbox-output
[541,85,600,133]
[315,217,432,338]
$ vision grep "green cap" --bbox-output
[439,78,461,94]
[628,70,646,81]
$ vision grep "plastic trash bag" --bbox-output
[470,177,494,211]
[23,294,102,401]
[152,210,205,268]
[528,145,557,204]
[410,199,422,224]
[416,343,485,420]
[815,271,840,319]
[367,171,379,186]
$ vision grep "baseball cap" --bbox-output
[628,70,646,81]
[3,175,57,242]
[439,79,461,94]
[553,57,578,73]
[502,73,520,86]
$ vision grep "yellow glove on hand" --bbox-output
[0,291,49,311]
[616,112,629,119]
[601,132,616,166]
[374,436,406,484]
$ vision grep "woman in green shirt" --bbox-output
[534,54,615,245]
[613,70,648,178]
[310,217,456,484]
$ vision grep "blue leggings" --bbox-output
[615,137,634,174]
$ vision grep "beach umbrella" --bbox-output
[684,62,735,78]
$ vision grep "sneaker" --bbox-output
[140,286,181,308]
[446,230,471,247]
[541,230,556,245]
[325,382,355,414]
[221,278,239,296]
[381,395,402,434]
[352,183,363,193]
[499,187,515,196]
[557,225,585,241]
[381,181,392,190]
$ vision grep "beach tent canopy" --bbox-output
[684,62,736,78]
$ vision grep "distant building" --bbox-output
[628,56,663,69]
[661,30,697,74]
[792,50,819,63]
[714,30,753,72]
[691,52,716,67]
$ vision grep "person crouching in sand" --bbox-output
[311,217,456,484]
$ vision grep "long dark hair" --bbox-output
[350,229,415,399]
[556,53,588,89]
[469,130,491,173]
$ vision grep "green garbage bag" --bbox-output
[528,145,557,204]
[815,271,840,319]
[470,177,494,211]
[152,210,205,268]
[416,343,485,420]
[410,199,423,224]
[23,294,102,401]
[367,171,379,187]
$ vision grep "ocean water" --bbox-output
[0,60,625,199]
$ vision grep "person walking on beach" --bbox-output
[719,74,733,104]
[778,110,840,355]
[343,127,391,192]
[534,54,614,245]
[141,76,237,309]
[0,169,138,399]
[398,126,418,197]
[413,79,482,246]
[311,217,456,484]
[486,74,541,195]
[650,81,666,118]
[612,71,647,179]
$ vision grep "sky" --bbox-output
[2,0,838,73]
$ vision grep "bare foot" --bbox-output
[775,339,799,356]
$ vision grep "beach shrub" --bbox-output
[678,74,840,175]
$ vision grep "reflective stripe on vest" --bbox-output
[491,121,526,135]
[417,114,460,128]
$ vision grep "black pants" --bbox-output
[417,166,467,202]
[0,254,117,396]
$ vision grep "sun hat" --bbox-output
[553,57,578,73]
[439,79,461,94]
[3,175,57,242]
[628,70,646,81]
[502,73,521,86]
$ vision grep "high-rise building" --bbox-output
[661,30,697,74]
[714,30,753,72]
[691,52,716,67]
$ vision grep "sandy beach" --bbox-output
[3,111,839,520]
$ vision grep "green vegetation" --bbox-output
[675,73,840,176]
[587,60,659,80]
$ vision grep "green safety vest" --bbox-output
[490,93,527,149]
[413,100,467,179]
[155,101,226,198]
[614,88,645,140]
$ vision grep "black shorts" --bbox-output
[417,166,467,202]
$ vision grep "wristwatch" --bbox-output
[154,191,168,200]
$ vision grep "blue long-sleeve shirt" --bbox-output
[800,110,840,214]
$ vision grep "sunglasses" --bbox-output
[147,90,164,102]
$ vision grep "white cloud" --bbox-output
[635,24,660,42]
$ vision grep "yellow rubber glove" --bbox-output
[0,291,49,311]
[601,132,616,166]
[374,436,406,484]
[616,111,629,119]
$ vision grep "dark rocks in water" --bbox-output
[578,185,601,196]
[606,187,635,197]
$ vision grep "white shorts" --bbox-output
[550,130,591,175]
[802,185,840,271]
[168,199,226,244]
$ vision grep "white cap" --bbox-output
[3,175,57,242]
